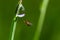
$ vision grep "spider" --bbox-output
[24,20,32,26]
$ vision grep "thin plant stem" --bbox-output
[33,0,49,40]
[9,0,25,40]
[10,16,17,40]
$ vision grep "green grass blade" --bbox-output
[33,0,49,40]
[11,17,17,40]
[9,16,17,40]
[9,0,25,40]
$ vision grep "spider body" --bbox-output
[24,20,32,26]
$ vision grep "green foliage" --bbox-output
[0,0,60,40]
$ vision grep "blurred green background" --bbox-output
[0,0,60,40]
